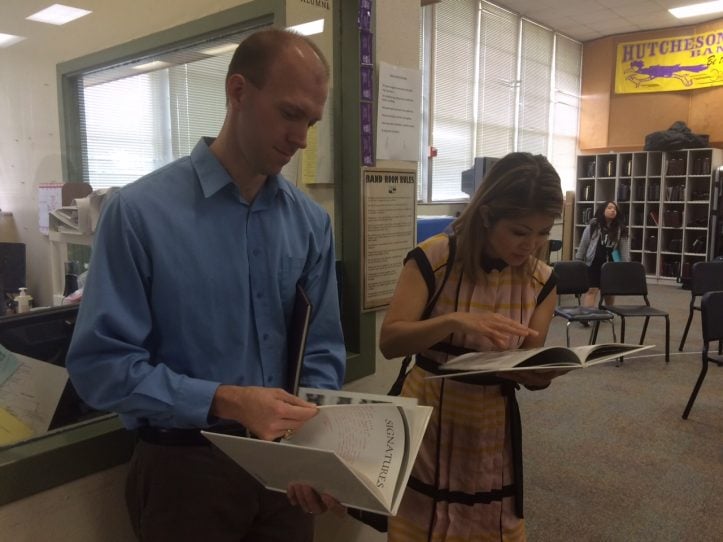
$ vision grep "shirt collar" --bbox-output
[190,137,296,204]
[481,253,508,273]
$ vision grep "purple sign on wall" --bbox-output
[360,65,373,101]
[360,31,373,66]
[361,101,374,166]
[358,1,372,31]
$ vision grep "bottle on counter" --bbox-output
[16,287,32,314]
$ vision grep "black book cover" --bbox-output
[287,283,312,395]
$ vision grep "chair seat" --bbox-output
[601,305,668,317]
[554,307,613,321]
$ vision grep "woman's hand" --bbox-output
[449,312,539,350]
[499,368,570,389]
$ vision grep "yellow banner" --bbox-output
[615,28,723,94]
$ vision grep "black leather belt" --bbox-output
[137,424,248,447]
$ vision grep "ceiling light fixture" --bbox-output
[132,60,172,71]
[669,0,723,18]
[287,19,325,36]
[0,33,26,48]
[200,43,239,56]
[26,4,92,26]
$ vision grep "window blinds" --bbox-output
[423,0,582,202]
[77,32,250,190]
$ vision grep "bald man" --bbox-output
[67,29,345,542]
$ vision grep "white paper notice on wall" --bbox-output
[375,62,422,162]
[38,183,63,235]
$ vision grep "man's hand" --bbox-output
[287,483,347,516]
[210,385,318,441]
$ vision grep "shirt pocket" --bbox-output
[278,256,307,306]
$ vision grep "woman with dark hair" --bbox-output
[380,152,565,541]
[575,200,629,311]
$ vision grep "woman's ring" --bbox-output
[283,428,294,440]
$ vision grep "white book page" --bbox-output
[288,404,407,508]
[201,433,391,514]
[298,386,418,408]
[428,344,655,378]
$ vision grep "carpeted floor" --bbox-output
[521,282,722,542]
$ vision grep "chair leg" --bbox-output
[678,308,695,351]
[639,316,650,344]
[566,322,571,348]
[609,319,617,343]
[682,358,709,419]
[665,316,670,363]
[590,320,599,344]
[618,318,626,366]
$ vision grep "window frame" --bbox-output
[58,6,282,184]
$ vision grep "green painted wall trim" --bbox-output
[0,416,135,506]
[337,0,377,383]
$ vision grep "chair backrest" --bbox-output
[701,290,723,343]
[553,260,589,296]
[600,261,648,297]
[691,261,723,296]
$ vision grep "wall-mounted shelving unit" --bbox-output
[575,148,722,282]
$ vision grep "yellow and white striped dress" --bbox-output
[388,233,554,542]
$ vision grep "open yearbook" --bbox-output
[202,388,432,516]
[425,343,655,379]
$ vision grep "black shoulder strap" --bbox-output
[389,236,457,395]
[422,235,456,319]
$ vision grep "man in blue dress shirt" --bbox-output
[66,28,345,541]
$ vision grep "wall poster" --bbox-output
[615,27,723,94]
[362,167,416,311]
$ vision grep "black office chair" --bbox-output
[553,261,616,347]
[598,261,670,362]
[678,261,723,351]
[682,290,723,419]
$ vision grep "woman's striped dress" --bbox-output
[388,233,554,542]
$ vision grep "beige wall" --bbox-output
[579,17,723,151]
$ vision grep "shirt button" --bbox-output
[262,333,269,341]
[252,248,260,256]
[266,376,273,383]
[256,292,262,299]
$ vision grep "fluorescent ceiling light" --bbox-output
[132,60,171,71]
[200,43,238,56]
[669,0,723,18]
[26,4,92,25]
[287,19,325,36]
[0,33,26,48]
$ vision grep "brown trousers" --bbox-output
[126,441,314,542]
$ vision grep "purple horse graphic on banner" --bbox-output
[625,60,708,87]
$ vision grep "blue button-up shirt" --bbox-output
[67,138,345,429]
